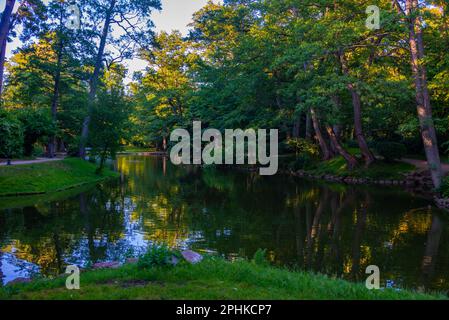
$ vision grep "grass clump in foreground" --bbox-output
[0,158,119,197]
[0,249,445,300]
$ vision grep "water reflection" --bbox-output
[0,156,448,292]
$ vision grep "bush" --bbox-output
[286,138,319,157]
[252,249,269,267]
[17,108,56,156]
[0,112,24,159]
[375,141,407,162]
[137,244,177,269]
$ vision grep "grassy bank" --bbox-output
[306,156,416,180]
[0,257,444,300]
[0,158,119,197]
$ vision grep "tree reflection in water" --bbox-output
[0,155,448,292]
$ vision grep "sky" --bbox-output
[2,0,212,79]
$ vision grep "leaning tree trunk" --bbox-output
[79,0,117,159]
[339,54,375,167]
[406,0,443,189]
[326,125,358,170]
[310,108,333,160]
[0,0,15,99]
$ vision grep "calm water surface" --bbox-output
[1,155,448,292]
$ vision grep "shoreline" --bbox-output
[0,158,119,198]
[1,255,444,300]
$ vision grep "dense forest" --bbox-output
[0,0,448,191]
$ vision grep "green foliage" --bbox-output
[252,249,269,267]
[0,111,24,159]
[17,108,57,156]
[137,244,177,269]
[286,138,319,157]
[375,142,407,162]
[89,71,130,173]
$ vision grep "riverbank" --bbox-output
[0,158,119,197]
[0,256,444,300]
[278,154,449,210]
[288,156,416,183]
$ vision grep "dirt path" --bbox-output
[401,158,449,175]
[0,157,65,167]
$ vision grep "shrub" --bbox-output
[375,141,407,162]
[286,138,319,157]
[137,244,177,269]
[0,112,24,159]
[252,249,269,267]
[17,108,56,157]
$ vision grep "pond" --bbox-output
[1,155,448,293]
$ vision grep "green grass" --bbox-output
[0,158,119,197]
[0,257,444,300]
[307,156,416,180]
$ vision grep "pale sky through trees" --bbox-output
[2,0,212,80]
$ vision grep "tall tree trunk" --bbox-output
[79,0,117,158]
[406,0,443,189]
[0,0,15,99]
[326,125,358,170]
[305,111,313,140]
[48,38,64,158]
[310,107,333,160]
[339,54,375,167]
[292,113,301,138]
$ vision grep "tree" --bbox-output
[44,0,92,157]
[78,0,162,158]
[392,0,443,189]
[3,34,88,155]
[0,0,45,99]
[89,64,130,173]
[132,31,196,149]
